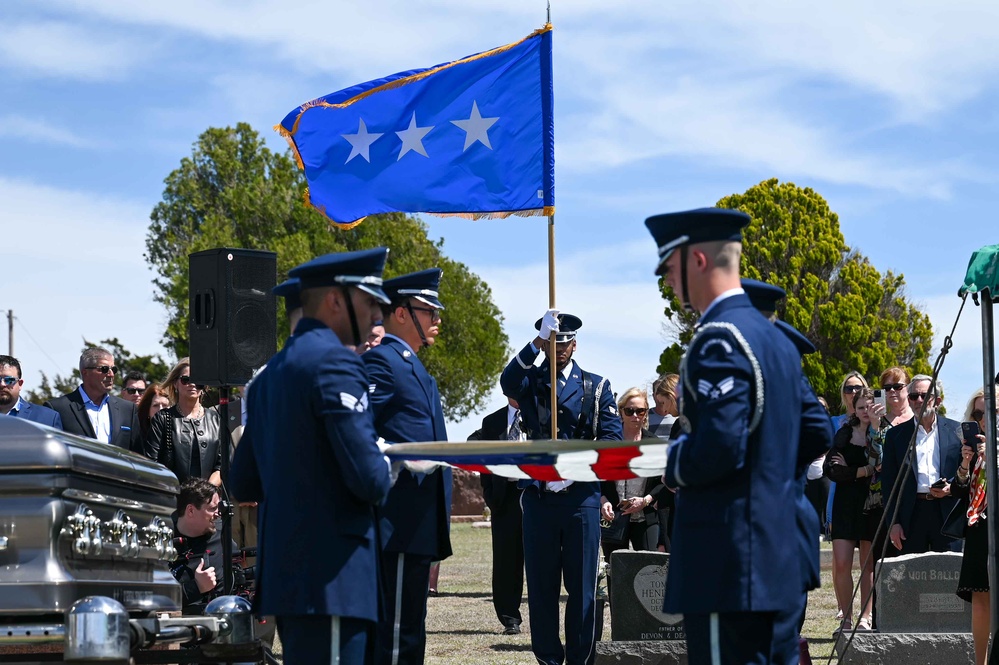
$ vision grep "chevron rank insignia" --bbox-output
[697,377,735,400]
[340,391,370,412]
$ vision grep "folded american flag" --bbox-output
[384,438,669,482]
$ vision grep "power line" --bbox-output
[14,317,64,373]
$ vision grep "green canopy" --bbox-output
[960,244,999,296]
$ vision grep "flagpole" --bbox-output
[545,1,557,440]
[548,213,559,440]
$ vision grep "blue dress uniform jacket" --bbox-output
[501,344,621,665]
[501,343,622,446]
[363,336,452,559]
[797,376,834,591]
[664,294,825,614]
[230,317,392,622]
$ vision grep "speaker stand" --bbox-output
[218,388,235,595]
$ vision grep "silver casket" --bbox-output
[0,417,181,621]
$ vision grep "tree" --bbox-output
[145,123,508,420]
[24,338,171,403]
[656,178,934,406]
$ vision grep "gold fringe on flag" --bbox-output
[282,24,553,138]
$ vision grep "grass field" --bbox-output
[422,524,849,664]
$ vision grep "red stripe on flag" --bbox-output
[591,446,641,480]
[456,463,491,475]
[519,464,564,482]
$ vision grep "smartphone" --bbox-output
[962,421,981,441]
[930,478,948,489]
[872,389,887,410]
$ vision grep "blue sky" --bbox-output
[2,0,996,436]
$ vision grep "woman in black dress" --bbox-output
[144,358,222,486]
[599,387,666,557]
[824,388,881,633]
[953,389,990,665]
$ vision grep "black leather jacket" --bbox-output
[145,405,222,483]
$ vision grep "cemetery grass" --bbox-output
[419,525,845,664]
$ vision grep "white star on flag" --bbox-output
[451,100,498,151]
[396,112,433,160]
[343,118,383,163]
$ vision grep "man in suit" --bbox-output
[0,355,62,427]
[469,398,525,635]
[500,311,622,665]
[363,268,452,665]
[646,208,829,665]
[45,347,140,452]
[881,374,963,555]
[120,371,147,404]
[230,248,394,665]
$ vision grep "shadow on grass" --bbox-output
[489,644,534,652]
[431,591,491,599]
[427,628,496,636]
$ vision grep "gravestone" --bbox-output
[875,551,970,633]
[608,550,684,641]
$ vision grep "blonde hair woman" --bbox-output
[598,387,666,557]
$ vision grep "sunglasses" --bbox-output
[842,385,863,394]
[409,305,441,322]
[972,409,985,422]
[623,407,648,417]
[882,383,906,392]
[124,387,145,395]
[179,376,205,389]
[0,376,19,386]
[86,365,118,375]
[908,392,932,402]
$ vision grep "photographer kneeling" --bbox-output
[172,478,230,614]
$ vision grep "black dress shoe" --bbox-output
[502,625,521,635]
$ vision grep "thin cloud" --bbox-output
[0,20,148,81]
[0,115,100,149]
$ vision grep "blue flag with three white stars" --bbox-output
[278,24,555,228]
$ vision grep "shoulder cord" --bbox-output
[681,321,765,435]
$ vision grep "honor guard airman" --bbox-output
[742,278,833,662]
[500,311,622,665]
[231,248,394,665]
[645,209,830,665]
[362,268,452,665]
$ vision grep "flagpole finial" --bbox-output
[546,0,551,24]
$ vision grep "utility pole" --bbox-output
[7,310,12,356]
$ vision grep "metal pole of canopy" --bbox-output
[981,288,999,665]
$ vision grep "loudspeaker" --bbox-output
[189,248,277,386]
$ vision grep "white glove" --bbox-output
[539,308,560,340]
[403,459,444,474]
[375,437,391,453]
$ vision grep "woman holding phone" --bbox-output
[874,366,913,426]
[599,387,665,558]
[953,389,991,665]
[824,388,882,633]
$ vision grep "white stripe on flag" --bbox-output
[552,449,600,482]
[628,443,669,478]
[485,464,532,479]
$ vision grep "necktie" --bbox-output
[509,410,522,441]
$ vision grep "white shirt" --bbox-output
[914,417,941,492]
[0,396,23,416]
[506,404,525,441]
[546,361,577,493]
[78,386,112,444]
